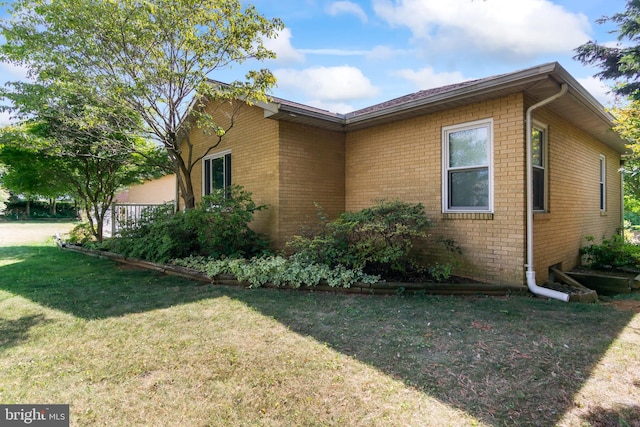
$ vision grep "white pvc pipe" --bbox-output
[526,271,569,301]
[621,164,625,231]
[525,83,570,302]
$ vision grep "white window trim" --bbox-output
[441,118,494,213]
[202,149,232,196]
[600,154,606,212]
[532,121,549,213]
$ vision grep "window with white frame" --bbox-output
[203,150,231,196]
[532,123,548,212]
[599,154,606,211]
[442,119,493,212]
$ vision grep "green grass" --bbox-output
[1,240,639,426]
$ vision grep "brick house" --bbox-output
[114,174,177,204]
[179,62,627,292]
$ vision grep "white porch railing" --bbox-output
[106,203,173,237]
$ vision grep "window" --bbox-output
[600,154,606,211]
[203,151,231,196]
[532,123,548,211]
[442,119,493,212]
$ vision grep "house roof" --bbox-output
[262,62,628,154]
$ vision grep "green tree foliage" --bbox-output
[0,120,166,241]
[575,0,640,100]
[581,234,640,270]
[1,0,284,209]
[574,2,640,224]
[606,104,640,223]
[108,185,270,263]
[0,140,69,201]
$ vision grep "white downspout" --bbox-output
[525,83,570,302]
[621,163,625,234]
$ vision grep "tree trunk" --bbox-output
[175,159,196,209]
[183,190,195,209]
[170,135,197,209]
[92,203,104,243]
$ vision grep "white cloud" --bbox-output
[263,28,305,64]
[576,76,619,108]
[298,45,412,60]
[365,45,413,61]
[326,1,368,23]
[392,67,469,90]
[308,100,356,114]
[274,66,379,104]
[372,0,591,58]
[602,41,624,49]
[299,48,370,56]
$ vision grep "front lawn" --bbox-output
[1,240,639,426]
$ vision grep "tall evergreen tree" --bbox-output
[575,0,640,100]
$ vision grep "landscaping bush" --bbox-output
[107,203,189,261]
[580,234,640,270]
[108,186,270,263]
[66,222,96,245]
[286,200,434,277]
[173,255,380,289]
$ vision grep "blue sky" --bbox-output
[0,0,629,124]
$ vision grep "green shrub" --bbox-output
[105,203,178,260]
[66,222,96,245]
[185,187,269,260]
[173,255,380,289]
[427,262,453,282]
[580,234,640,270]
[286,200,432,276]
[108,186,270,263]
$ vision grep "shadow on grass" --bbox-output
[0,314,50,350]
[583,404,640,427]
[1,245,637,426]
[230,288,637,426]
[0,246,212,320]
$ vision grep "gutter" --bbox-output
[344,63,558,127]
[525,83,570,302]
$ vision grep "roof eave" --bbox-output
[263,101,346,132]
[257,62,629,153]
[344,63,560,127]
[548,66,629,154]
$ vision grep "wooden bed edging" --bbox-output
[60,243,527,296]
